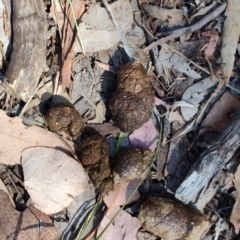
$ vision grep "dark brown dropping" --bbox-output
[113,148,152,184]
[109,62,155,133]
[138,197,209,240]
[78,135,113,195]
[45,103,84,139]
[117,62,153,94]
[109,89,154,132]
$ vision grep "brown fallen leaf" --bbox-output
[61,0,85,88]
[221,0,240,83]
[230,164,240,234]
[0,190,58,240]
[22,147,89,215]
[0,110,75,165]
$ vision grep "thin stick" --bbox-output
[19,80,46,118]
[101,0,134,62]
[144,2,227,51]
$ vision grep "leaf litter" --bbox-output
[1,0,240,239]
[21,147,90,215]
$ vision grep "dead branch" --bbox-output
[5,0,47,102]
[144,2,227,52]
[175,108,240,204]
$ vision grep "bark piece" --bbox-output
[221,0,240,83]
[5,0,47,101]
[175,109,240,203]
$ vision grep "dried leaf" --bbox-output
[97,206,141,240]
[169,111,184,124]
[181,76,216,121]
[0,0,10,64]
[154,97,168,108]
[190,2,218,21]
[230,164,240,234]
[53,186,95,239]
[0,190,58,240]
[200,91,240,135]
[21,147,89,215]
[129,119,158,151]
[95,61,117,74]
[87,101,106,124]
[73,0,133,53]
[70,57,102,116]
[0,179,15,206]
[51,0,65,34]
[103,180,141,208]
[169,40,208,59]
[159,47,201,79]
[201,30,219,59]
[141,4,184,27]
[221,0,240,83]
[0,110,75,165]
[61,0,85,88]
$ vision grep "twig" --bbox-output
[142,20,163,77]
[144,2,227,51]
[53,71,60,96]
[162,43,210,75]
[95,61,117,74]
[169,80,225,141]
[19,80,46,118]
[101,0,134,62]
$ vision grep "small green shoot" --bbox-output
[114,131,125,157]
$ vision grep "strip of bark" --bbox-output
[175,108,240,204]
[144,2,226,52]
[5,0,47,102]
